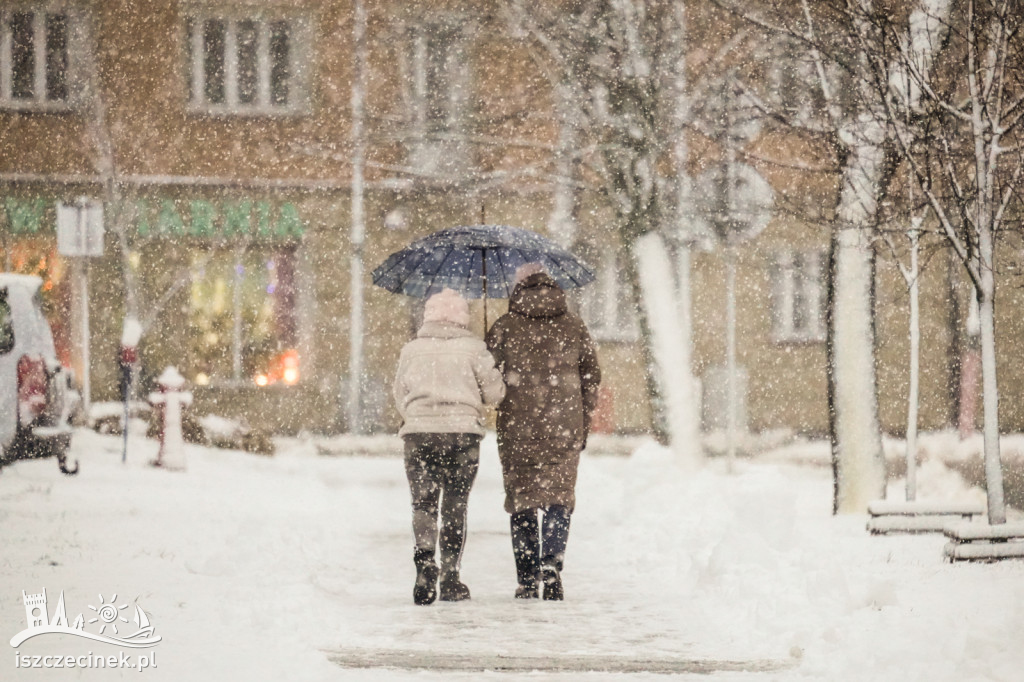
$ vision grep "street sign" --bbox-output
[57,199,105,257]
[694,161,775,466]
[696,162,774,245]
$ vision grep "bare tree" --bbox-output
[878,198,934,502]
[504,0,702,461]
[715,0,954,512]
[866,0,1024,524]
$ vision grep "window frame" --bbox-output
[395,14,474,173]
[579,247,640,343]
[407,20,467,133]
[770,248,828,344]
[183,6,312,117]
[0,2,84,112]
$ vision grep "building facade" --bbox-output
[1,0,1021,437]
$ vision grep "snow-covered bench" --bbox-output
[943,522,1024,562]
[866,500,986,535]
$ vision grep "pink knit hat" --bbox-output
[423,288,470,328]
[514,262,546,284]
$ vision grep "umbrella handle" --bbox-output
[482,247,488,330]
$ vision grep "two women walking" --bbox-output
[393,265,601,604]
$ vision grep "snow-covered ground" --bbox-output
[1,429,1022,681]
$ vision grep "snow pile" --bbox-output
[0,430,1021,681]
[591,440,1023,680]
[197,414,247,443]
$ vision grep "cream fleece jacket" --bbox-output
[393,321,506,436]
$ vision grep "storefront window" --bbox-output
[188,247,297,386]
[0,235,70,365]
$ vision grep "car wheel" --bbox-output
[8,429,77,475]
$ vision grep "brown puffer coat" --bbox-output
[485,272,601,514]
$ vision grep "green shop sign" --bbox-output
[135,199,304,240]
[1,197,305,241]
[2,198,48,234]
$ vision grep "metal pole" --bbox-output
[78,199,92,421]
[482,248,488,330]
[232,255,242,382]
[81,260,90,418]
[723,85,739,469]
[122,363,131,463]
[726,245,737,468]
[347,0,367,434]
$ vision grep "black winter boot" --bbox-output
[438,510,470,601]
[539,506,570,601]
[541,557,563,601]
[413,549,439,605]
[515,583,539,599]
[439,572,471,601]
[511,510,540,599]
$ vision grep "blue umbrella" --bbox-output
[372,224,595,301]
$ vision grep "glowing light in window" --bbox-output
[254,348,299,387]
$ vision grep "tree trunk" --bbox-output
[905,232,920,501]
[628,232,702,464]
[830,227,886,513]
[977,236,1006,523]
[945,251,966,430]
[548,82,582,249]
[672,241,702,463]
[828,128,888,513]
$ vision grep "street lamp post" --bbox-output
[56,197,104,424]
[695,81,774,465]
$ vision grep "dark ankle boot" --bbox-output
[541,557,563,601]
[515,582,539,599]
[439,572,471,601]
[413,549,439,605]
[511,510,540,599]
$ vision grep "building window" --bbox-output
[397,17,472,174]
[189,248,298,386]
[409,22,464,132]
[771,249,827,343]
[185,11,309,115]
[0,6,76,109]
[579,249,639,342]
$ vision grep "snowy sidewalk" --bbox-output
[1,430,1022,681]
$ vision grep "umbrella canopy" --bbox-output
[371,224,595,299]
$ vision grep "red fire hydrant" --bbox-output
[149,366,192,471]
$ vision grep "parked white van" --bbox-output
[0,274,79,474]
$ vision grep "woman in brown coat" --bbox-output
[485,265,601,600]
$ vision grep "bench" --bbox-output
[943,521,1024,562]
[866,500,986,535]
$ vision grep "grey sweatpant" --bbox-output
[403,432,481,576]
